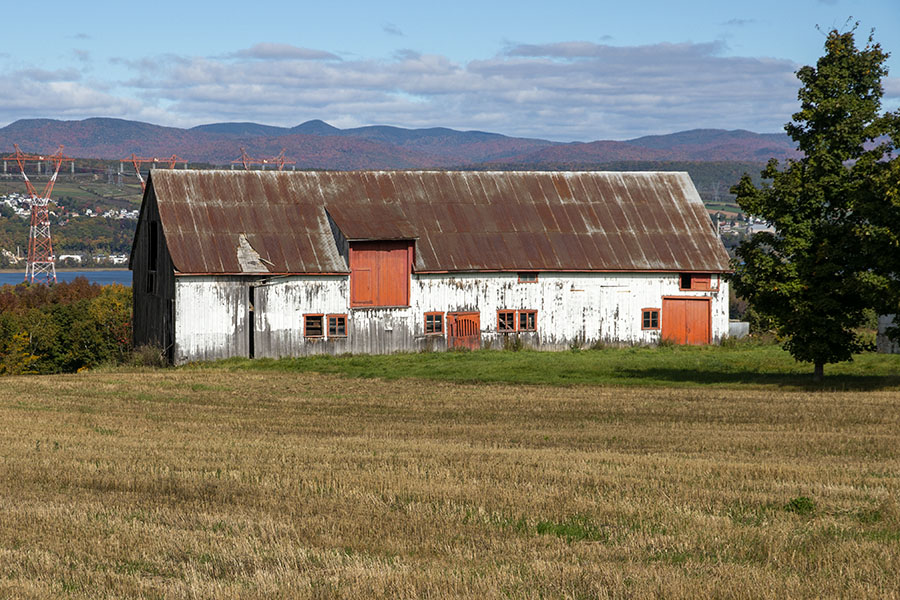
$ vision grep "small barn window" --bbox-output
[148,221,159,272]
[497,310,516,332]
[425,312,444,335]
[518,272,538,283]
[642,308,660,330]
[518,310,537,331]
[680,273,714,291]
[328,315,347,337]
[304,314,324,338]
[146,220,159,294]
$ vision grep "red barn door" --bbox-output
[662,298,711,345]
[447,312,481,350]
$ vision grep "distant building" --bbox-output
[877,315,899,354]
[131,169,731,364]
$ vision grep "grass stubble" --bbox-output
[0,366,899,599]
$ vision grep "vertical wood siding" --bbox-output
[174,277,249,363]
[131,189,176,359]
[168,271,728,363]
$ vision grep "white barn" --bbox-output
[130,169,731,364]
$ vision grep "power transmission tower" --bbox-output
[120,153,186,192]
[231,147,295,171]
[12,144,73,284]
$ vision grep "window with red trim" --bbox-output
[518,272,538,283]
[304,314,324,337]
[497,310,516,332]
[424,312,444,335]
[328,314,347,337]
[518,310,537,331]
[641,308,660,330]
[679,273,715,291]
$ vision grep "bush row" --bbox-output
[0,278,132,375]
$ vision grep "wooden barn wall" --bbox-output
[173,276,250,364]
[411,272,729,350]
[131,189,176,356]
[169,271,728,363]
[254,276,351,357]
[877,315,899,354]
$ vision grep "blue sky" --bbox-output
[0,0,897,141]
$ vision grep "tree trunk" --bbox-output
[813,362,824,383]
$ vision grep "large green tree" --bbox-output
[731,26,899,381]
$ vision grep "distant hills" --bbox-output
[0,117,799,169]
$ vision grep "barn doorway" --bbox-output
[447,312,481,350]
[661,297,711,345]
[248,285,255,359]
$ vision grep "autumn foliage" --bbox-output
[0,277,131,375]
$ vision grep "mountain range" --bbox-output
[0,118,799,169]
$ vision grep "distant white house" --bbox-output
[877,315,899,354]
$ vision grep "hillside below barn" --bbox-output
[131,169,730,363]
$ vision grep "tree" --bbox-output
[730,26,899,381]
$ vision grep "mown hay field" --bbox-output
[1,365,899,598]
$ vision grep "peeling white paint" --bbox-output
[171,271,729,363]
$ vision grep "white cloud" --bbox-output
[230,43,341,61]
[0,40,819,140]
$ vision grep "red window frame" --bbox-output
[424,312,444,335]
[497,310,516,332]
[518,272,538,283]
[518,310,537,331]
[641,308,660,330]
[679,273,717,291]
[304,314,325,338]
[327,314,348,337]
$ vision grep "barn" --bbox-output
[129,169,731,364]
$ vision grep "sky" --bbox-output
[0,0,897,142]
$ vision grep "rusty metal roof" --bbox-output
[147,169,730,274]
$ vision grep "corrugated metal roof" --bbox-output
[147,169,730,274]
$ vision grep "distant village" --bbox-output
[0,192,136,267]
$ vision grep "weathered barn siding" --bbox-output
[167,270,729,363]
[410,272,728,349]
[877,315,899,354]
[174,277,249,363]
[131,188,176,359]
[254,276,350,357]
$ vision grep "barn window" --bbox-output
[148,221,159,272]
[642,308,660,330]
[518,310,537,331]
[146,220,159,294]
[497,310,516,332]
[518,272,538,283]
[424,312,444,335]
[328,315,347,337]
[350,241,413,308]
[679,273,714,291]
[304,314,324,338]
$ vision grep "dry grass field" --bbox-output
[1,367,899,598]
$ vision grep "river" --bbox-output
[0,270,132,287]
